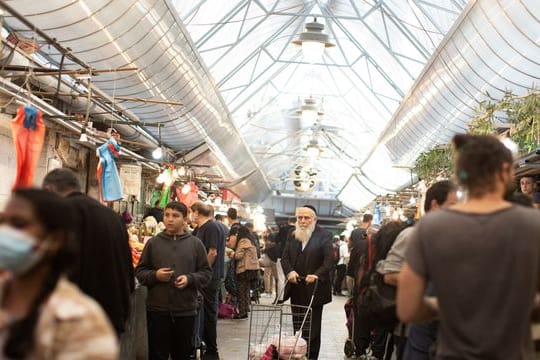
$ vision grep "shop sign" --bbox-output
[119,164,142,200]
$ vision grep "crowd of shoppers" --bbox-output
[3,134,540,360]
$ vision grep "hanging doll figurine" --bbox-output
[97,128,123,202]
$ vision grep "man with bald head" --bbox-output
[281,206,334,359]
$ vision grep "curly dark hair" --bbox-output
[452,134,512,197]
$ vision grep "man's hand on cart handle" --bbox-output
[287,271,300,284]
[305,274,318,284]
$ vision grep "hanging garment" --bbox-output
[10,105,46,189]
[176,181,199,207]
[97,137,123,202]
[158,167,172,209]
[150,189,162,209]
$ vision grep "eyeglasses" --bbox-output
[296,216,313,221]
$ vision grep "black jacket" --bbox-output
[281,225,334,307]
[135,232,211,316]
[66,192,134,335]
[347,227,367,278]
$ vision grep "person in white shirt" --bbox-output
[333,235,349,295]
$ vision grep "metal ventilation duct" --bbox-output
[3,0,270,201]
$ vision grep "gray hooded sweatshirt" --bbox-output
[135,231,211,316]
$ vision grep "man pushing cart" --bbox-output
[251,206,334,360]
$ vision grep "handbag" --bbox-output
[218,302,236,319]
[224,260,238,296]
[359,271,398,329]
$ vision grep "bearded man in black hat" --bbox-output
[281,206,334,360]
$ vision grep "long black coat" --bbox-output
[67,192,135,335]
[281,225,334,307]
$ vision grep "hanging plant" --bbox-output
[468,90,540,153]
[506,91,540,153]
[467,93,506,135]
[414,89,540,186]
[414,145,454,184]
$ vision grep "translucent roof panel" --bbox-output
[370,0,540,169]
[173,0,466,205]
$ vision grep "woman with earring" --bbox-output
[0,188,118,359]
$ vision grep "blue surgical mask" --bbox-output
[0,225,43,276]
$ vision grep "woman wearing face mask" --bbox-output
[0,188,118,359]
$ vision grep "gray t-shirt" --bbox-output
[378,226,415,274]
[406,205,540,360]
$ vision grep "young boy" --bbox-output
[136,201,211,359]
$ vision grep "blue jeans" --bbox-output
[404,322,438,360]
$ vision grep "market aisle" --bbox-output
[217,295,349,359]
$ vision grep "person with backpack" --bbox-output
[354,222,407,360]
[378,181,457,360]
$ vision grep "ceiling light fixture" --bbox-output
[177,166,186,177]
[181,183,191,194]
[78,127,88,143]
[297,97,323,123]
[152,124,163,160]
[305,140,321,158]
[152,147,163,160]
[293,17,335,63]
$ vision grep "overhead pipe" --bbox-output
[0,39,160,150]
[1,0,272,201]
[0,74,159,170]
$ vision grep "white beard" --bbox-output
[294,222,315,243]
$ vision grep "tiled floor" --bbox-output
[217,294,350,359]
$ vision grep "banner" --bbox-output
[119,164,142,200]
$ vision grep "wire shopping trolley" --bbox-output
[247,277,317,360]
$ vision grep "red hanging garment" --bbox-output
[176,181,199,207]
[10,105,45,189]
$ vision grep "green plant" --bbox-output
[507,91,540,153]
[469,90,540,153]
[414,145,453,184]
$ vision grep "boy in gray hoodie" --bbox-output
[136,201,211,359]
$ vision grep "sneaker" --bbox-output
[232,314,248,320]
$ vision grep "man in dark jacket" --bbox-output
[43,168,134,335]
[281,206,334,360]
[191,201,225,360]
[347,213,372,279]
[144,199,164,223]
[136,201,211,359]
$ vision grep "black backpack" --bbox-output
[357,222,407,328]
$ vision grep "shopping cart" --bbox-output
[247,277,317,360]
